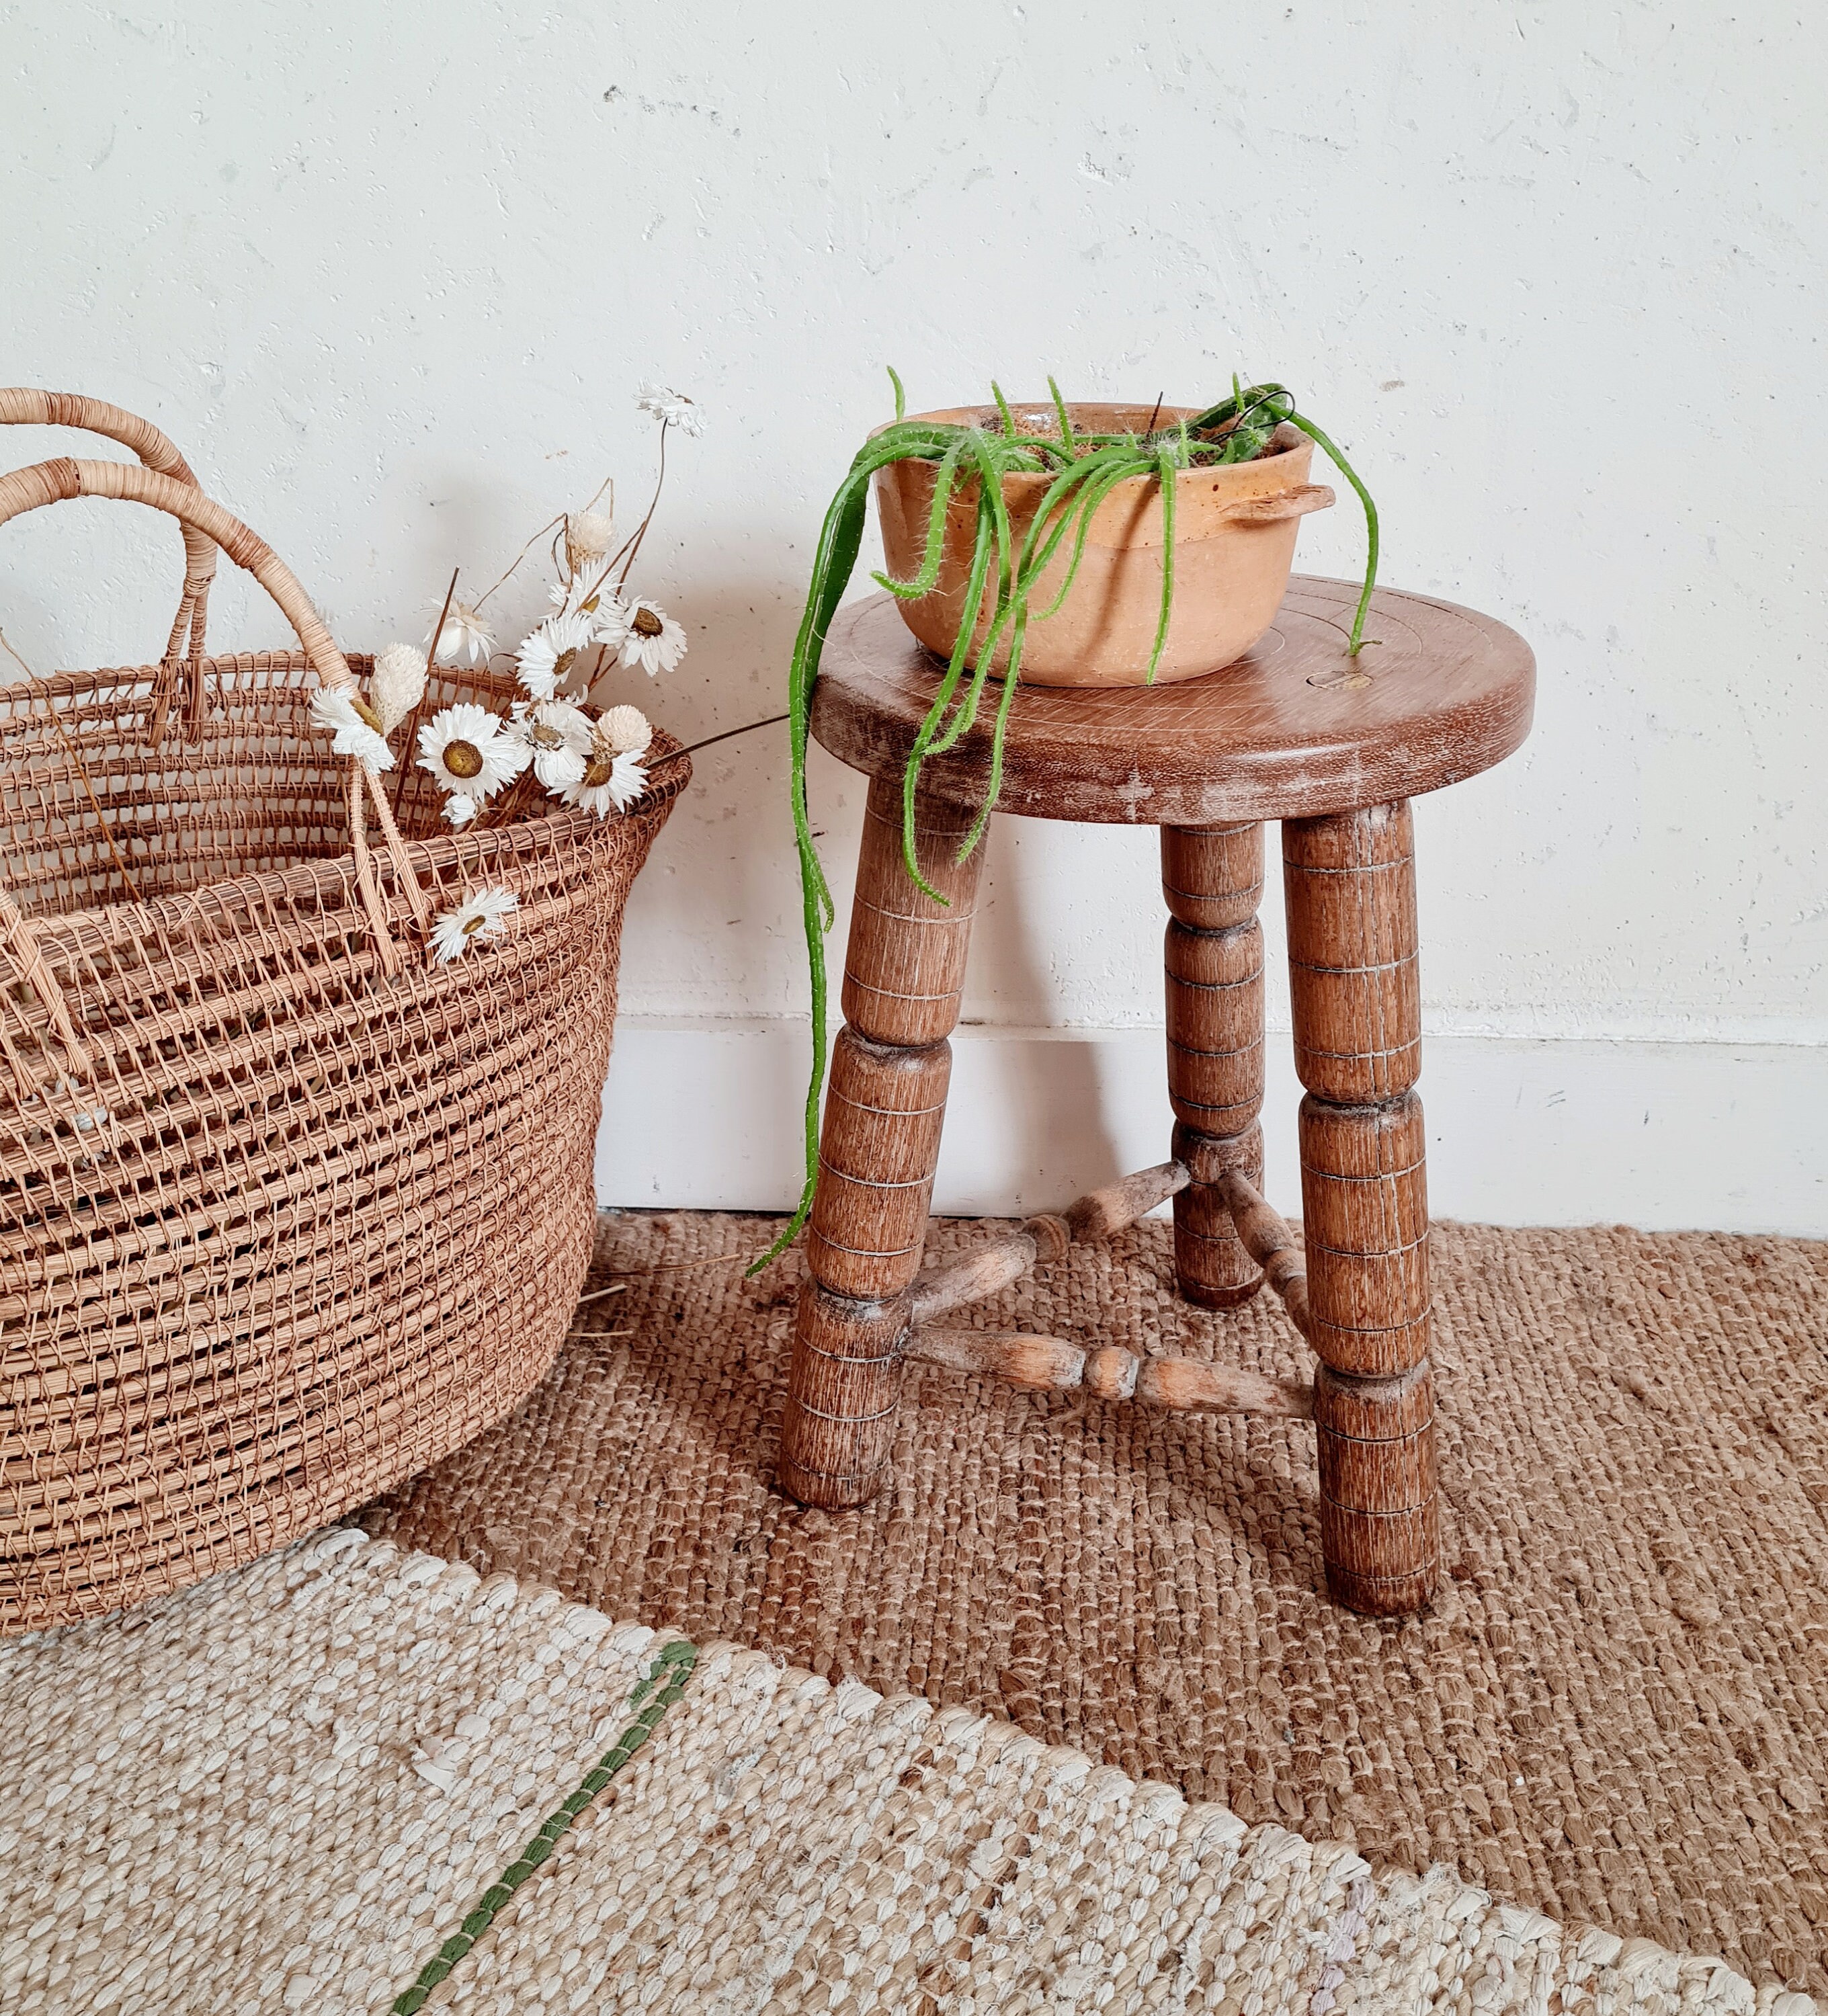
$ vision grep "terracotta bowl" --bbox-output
[873,401,1333,689]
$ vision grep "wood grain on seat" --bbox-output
[812,577,1534,825]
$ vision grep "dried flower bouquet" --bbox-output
[310,382,704,962]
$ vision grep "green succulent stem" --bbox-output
[1147,444,1178,683]
[1047,376,1075,452]
[1284,409,1380,653]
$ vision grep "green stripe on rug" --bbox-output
[392,1638,698,2015]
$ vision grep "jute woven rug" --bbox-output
[363,1210,1828,1997]
[1,1529,1813,2013]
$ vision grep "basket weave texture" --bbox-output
[0,398,687,1632]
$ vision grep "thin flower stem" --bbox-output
[581,644,617,712]
[611,421,670,595]
[574,419,685,616]
[392,568,458,818]
[469,763,542,833]
[474,516,565,611]
[640,712,791,774]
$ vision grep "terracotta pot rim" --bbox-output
[870,404,1307,498]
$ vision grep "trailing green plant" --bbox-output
[755,374,1378,1272]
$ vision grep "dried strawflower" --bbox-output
[510,698,593,790]
[417,703,527,802]
[599,703,652,755]
[603,595,686,677]
[370,643,428,732]
[560,746,648,818]
[636,383,706,436]
[566,510,615,566]
[515,612,594,701]
[430,886,519,964]
[443,794,481,828]
[310,686,394,771]
[588,593,629,643]
[424,597,496,667]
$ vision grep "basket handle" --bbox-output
[0,457,431,1004]
[0,390,218,673]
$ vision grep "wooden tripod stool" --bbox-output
[780,578,1534,1615]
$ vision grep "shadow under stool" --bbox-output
[778,576,1535,1615]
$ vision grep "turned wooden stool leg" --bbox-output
[1163,823,1267,1308]
[778,776,984,1509]
[1284,800,1438,1616]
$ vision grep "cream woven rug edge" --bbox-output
[0,1527,1814,2015]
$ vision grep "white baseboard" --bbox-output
[596,1017,1828,1238]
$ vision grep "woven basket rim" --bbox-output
[2,648,691,956]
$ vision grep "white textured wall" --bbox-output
[5,4,1825,1228]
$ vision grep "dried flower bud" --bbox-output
[567,510,615,570]
[371,642,429,732]
[426,599,496,667]
[599,704,652,755]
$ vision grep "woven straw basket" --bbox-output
[0,393,688,1633]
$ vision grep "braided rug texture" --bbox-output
[364,1210,1828,1997]
[0,1529,1811,2014]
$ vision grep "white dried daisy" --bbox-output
[370,642,428,732]
[612,596,686,677]
[310,686,394,771]
[416,702,527,802]
[424,597,496,667]
[589,593,630,648]
[509,698,593,790]
[444,793,481,828]
[515,612,595,701]
[636,383,706,436]
[599,703,653,755]
[429,886,519,964]
[558,747,649,818]
[550,572,616,626]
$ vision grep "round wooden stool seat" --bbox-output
[813,578,1534,823]
[784,575,1536,1619]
